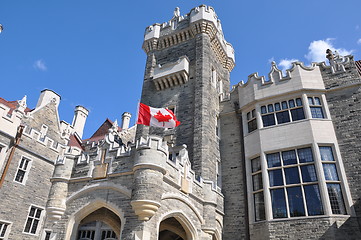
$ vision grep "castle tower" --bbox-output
[139,5,235,183]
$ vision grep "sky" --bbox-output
[1,0,360,138]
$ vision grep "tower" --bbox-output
[139,5,235,183]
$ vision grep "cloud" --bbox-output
[356,25,360,31]
[305,39,353,63]
[357,39,361,45]
[33,59,47,71]
[278,58,298,73]
[268,57,275,64]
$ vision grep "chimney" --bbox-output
[121,112,132,130]
[72,106,89,138]
[36,89,61,109]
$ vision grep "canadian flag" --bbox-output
[136,103,180,128]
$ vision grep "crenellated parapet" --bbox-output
[232,61,325,109]
[142,5,235,71]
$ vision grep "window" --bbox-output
[247,109,257,133]
[39,125,48,142]
[24,206,43,235]
[43,230,52,240]
[211,68,217,88]
[0,221,11,240]
[261,98,305,127]
[251,157,265,221]
[14,157,31,184]
[308,97,325,119]
[319,146,346,214]
[267,147,324,218]
[216,160,222,188]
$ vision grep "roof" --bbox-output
[0,97,32,115]
[84,118,122,142]
[356,60,361,77]
[68,134,83,149]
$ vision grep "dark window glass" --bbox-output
[262,114,275,127]
[254,192,266,221]
[308,97,314,105]
[301,165,317,182]
[304,185,324,216]
[251,157,261,172]
[319,146,334,161]
[15,170,25,182]
[289,99,295,108]
[0,223,8,238]
[314,97,321,105]
[296,98,303,106]
[298,148,313,163]
[253,173,263,191]
[24,218,32,233]
[310,107,324,118]
[287,186,305,217]
[269,169,283,186]
[248,119,257,133]
[247,112,251,120]
[282,150,297,165]
[327,183,346,214]
[268,104,274,113]
[276,111,290,124]
[31,220,39,234]
[271,189,287,218]
[291,108,305,121]
[323,164,339,181]
[45,231,51,240]
[267,153,281,168]
[261,106,267,114]
[281,101,288,109]
[275,103,281,111]
[252,109,256,118]
[284,167,300,184]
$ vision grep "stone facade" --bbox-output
[0,4,361,240]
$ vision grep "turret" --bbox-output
[121,112,131,130]
[131,136,168,220]
[71,105,89,138]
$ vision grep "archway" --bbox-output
[158,217,186,240]
[76,207,120,240]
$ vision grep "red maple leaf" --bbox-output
[154,111,172,126]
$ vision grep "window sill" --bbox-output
[250,214,351,225]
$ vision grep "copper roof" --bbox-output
[0,97,32,115]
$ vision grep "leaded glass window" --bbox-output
[251,157,265,221]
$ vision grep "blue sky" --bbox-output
[1,1,360,138]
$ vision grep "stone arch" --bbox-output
[64,199,125,240]
[66,182,131,203]
[161,193,204,224]
[157,211,198,240]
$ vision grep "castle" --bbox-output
[1,5,361,240]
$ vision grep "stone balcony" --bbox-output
[152,56,189,90]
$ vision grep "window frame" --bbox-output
[308,96,326,119]
[260,97,305,128]
[246,109,257,133]
[23,205,44,236]
[0,220,12,240]
[14,156,32,185]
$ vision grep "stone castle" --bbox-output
[1,5,361,240]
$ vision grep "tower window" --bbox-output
[308,96,325,119]
[247,109,257,133]
[261,97,305,127]
[251,157,265,221]
[266,147,324,219]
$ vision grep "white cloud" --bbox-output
[33,59,47,71]
[268,57,275,64]
[305,39,353,63]
[357,38,361,45]
[278,58,298,73]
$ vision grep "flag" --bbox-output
[136,103,180,128]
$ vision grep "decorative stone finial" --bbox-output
[174,7,180,17]
[326,49,334,61]
[17,95,27,112]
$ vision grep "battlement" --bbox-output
[143,5,235,71]
[232,60,325,109]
